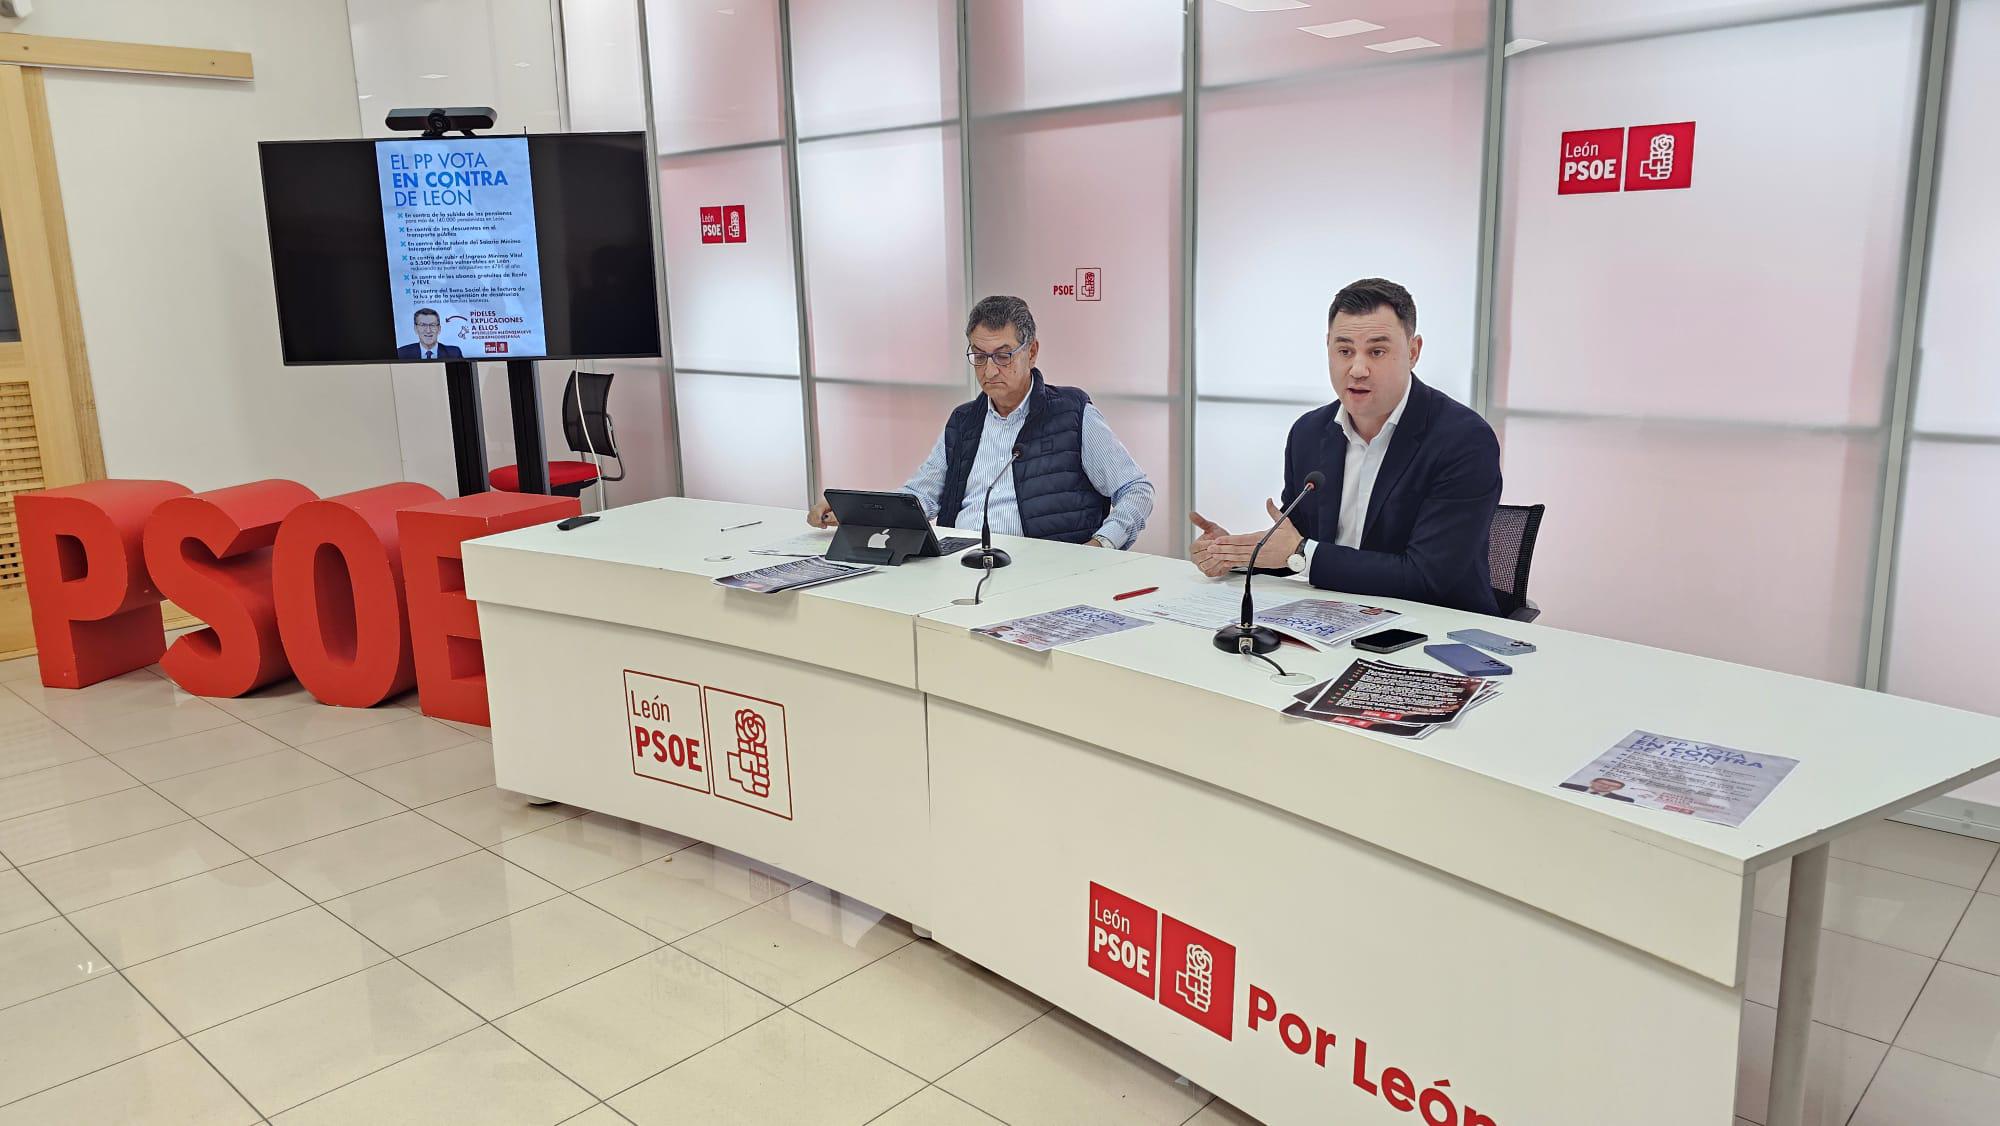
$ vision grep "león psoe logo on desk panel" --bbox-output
[703,687,793,819]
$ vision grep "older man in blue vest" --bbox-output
[808,295,1154,548]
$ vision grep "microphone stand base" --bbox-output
[961,548,1012,569]
[1213,624,1281,655]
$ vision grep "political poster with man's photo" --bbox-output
[376,137,548,359]
[1559,730,1798,827]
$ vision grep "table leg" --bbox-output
[1768,843,1829,1126]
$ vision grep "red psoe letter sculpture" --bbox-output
[144,480,319,697]
[398,492,579,726]
[272,482,443,708]
[18,479,191,688]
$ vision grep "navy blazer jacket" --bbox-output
[1280,376,1503,615]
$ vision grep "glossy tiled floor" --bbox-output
[3,652,2000,1124]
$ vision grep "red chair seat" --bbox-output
[489,460,600,491]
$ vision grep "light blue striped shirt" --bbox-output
[901,394,1154,549]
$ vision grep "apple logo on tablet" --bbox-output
[868,530,891,550]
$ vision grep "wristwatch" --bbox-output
[1286,550,1307,574]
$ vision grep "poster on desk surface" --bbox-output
[1559,730,1797,827]
[973,604,1152,653]
[377,137,547,359]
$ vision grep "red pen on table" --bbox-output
[1112,586,1159,601]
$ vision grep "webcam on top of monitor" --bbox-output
[385,107,498,138]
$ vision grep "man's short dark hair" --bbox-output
[413,307,441,323]
[1329,278,1416,338]
[965,295,1036,347]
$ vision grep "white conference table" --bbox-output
[467,497,2000,1126]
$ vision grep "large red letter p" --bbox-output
[18,480,191,688]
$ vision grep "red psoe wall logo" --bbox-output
[1076,267,1101,301]
[1557,127,1624,194]
[1624,121,1696,191]
[700,206,724,244]
[1159,915,1237,1040]
[1088,882,1158,998]
[723,205,747,244]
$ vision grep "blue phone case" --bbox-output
[1425,643,1512,677]
[1447,628,1536,656]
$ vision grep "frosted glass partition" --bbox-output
[564,0,646,131]
[1500,418,1882,683]
[347,0,563,137]
[645,0,783,152]
[1493,5,1924,682]
[1497,6,1922,426]
[1196,58,1486,405]
[1192,400,1312,542]
[965,0,1184,114]
[674,373,807,506]
[657,147,801,375]
[790,0,957,136]
[1202,0,1487,89]
[1884,0,2000,722]
[813,383,965,494]
[1514,0,1895,42]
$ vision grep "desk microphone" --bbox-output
[1213,470,1324,656]
[961,445,1022,571]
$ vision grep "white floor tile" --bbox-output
[0,868,56,933]
[210,678,319,721]
[247,702,411,749]
[439,717,491,741]
[0,974,178,1105]
[0,713,96,780]
[355,742,494,806]
[259,811,476,901]
[201,776,403,855]
[325,850,562,955]
[558,1108,626,1126]
[0,755,136,820]
[21,820,245,912]
[125,906,387,1032]
[62,696,236,754]
[492,811,693,889]
[0,655,40,684]
[1733,1000,1887,1125]
[402,894,659,1019]
[0,785,186,866]
[1185,1099,1262,1125]
[66,859,310,967]
[1832,820,1999,890]
[1943,892,2000,976]
[0,916,115,1007]
[674,883,912,1005]
[794,940,1049,1080]
[9,669,190,721]
[496,945,779,1098]
[191,961,480,1117]
[1851,1047,2000,1126]
[938,1009,1212,1126]
[298,714,473,774]
[1755,856,1974,958]
[576,845,802,942]
[271,1025,593,1126]
[1744,910,1934,1042]
[871,1087,1006,1126]
[611,1009,922,1126]
[1984,857,2000,896]
[418,786,581,846]
[1896,961,2000,1077]
[104,723,290,783]
[151,748,341,816]
[0,1040,259,1126]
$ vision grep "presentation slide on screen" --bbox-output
[376,137,548,359]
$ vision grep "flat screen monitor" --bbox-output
[259,131,661,365]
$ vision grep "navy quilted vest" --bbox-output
[935,370,1109,544]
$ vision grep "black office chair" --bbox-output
[490,371,624,503]
[1488,503,1545,622]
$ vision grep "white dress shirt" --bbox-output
[1302,384,1411,567]
[901,392,1154,548]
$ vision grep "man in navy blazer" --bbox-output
[395,308,463,360]
[1190,278,1503,615]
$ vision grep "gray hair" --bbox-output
[965,295,1036,348]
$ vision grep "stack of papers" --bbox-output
[714,557,873,594]
[1282,658,1500,739]
[1125,584,1400,651]
[748,531,834,558]
[972,604,1153,653]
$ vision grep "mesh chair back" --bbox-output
[561,371,617,459]
[1488,503,1545,619]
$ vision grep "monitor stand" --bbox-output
[445,360,488,497]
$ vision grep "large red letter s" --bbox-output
[272,482,443,708]
[398,492,578,726]
[17,480,190,688]
[144,480,318,697]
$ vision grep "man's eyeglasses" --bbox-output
[966,347,1025,369]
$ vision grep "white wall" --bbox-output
[1,0,407,496]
